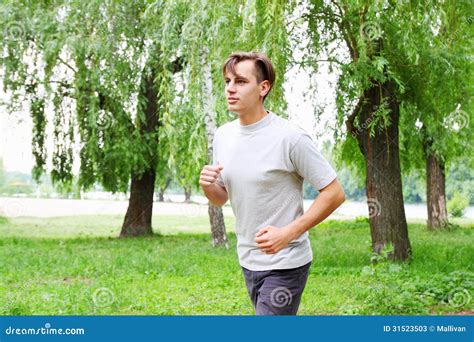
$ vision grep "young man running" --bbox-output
[199,52,345,315]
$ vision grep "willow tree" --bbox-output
[1,0,295,242]
[397,1,473,229]
[303,0,418,259]
[0,0,195,237]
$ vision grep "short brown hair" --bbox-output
[222,51,276,102]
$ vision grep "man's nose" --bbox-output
[226,80,237,90]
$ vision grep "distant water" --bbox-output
[0,195,472,219]
[310,200,474,219]
[163,195,474,219]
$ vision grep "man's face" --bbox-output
[224,60,269,114]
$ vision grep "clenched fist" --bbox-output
[199,165,224,188]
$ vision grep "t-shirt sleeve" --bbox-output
[289,133,337,191]
[212,132,226,189]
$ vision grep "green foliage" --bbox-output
[360,264,473,314]
[403,170,425,203]
[0,0,295,195]
[1,182,34,195]
[397,0,473,173]
[336,164,366,201]
[448,193,469,218]
[355,216,369,224]
[304,0,472,182]
[356,243,474,314]
[447,158,474,205]
[0,169,36,195]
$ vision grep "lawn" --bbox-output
[0,215,473,315]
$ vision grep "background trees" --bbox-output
[302,0,472,259]
[1,1,471,259]
[0,0,294,242]
[397,0,473,229]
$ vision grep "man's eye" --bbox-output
[224,79,245,84]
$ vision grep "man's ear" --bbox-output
[260,80,271,97]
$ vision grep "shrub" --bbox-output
[448,193,469,218]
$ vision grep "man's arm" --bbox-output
[199,165,228,206]
[255,178,345,254]
[202,183,228,206]
[286,178,345,239]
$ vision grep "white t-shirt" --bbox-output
[213,111,337,271]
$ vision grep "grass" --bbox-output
[0,215,473,315]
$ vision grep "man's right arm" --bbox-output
[199,165,228,206]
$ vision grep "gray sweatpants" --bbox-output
[241,261,311,315]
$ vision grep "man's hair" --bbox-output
[222,51,276,102]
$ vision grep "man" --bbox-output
[199,51,345,315]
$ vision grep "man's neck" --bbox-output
[238,106,268,126]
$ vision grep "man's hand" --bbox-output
[199,165,224,188]
[255,226,296,254]
[199,164,228,206]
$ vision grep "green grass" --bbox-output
[0,216,473,315]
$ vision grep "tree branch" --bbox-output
[57,56,77,73]
[346,96,363,137]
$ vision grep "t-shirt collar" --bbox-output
[238,110,273,134]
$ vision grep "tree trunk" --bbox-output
[209,203,228,247]
[158,178,171,202]
[120,63,159,237]
[184,187,192,203]
[201,49,228,247]
[347,81,411,260]
[158,188,165,202]
[426,151,448,229]
[120,169,155,237]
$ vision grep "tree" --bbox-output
[157,178,171,202]
[397,1,473,229]
[304,1,472,256]
[201,50,227,246]
[303,0,418,259]
[1,1,188,236]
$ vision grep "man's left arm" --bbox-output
[286,178,345,239]
[255,178,345,254]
